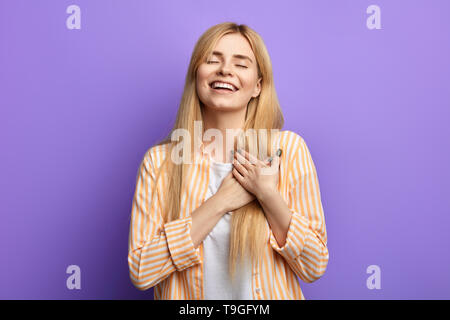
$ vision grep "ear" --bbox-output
[252,77,262,98]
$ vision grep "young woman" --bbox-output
[128,22,329,300]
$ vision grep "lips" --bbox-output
[209,81,239,91]
[210,87,235,94]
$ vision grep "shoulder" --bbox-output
[141,142,171,170]
[278,130,305,144]
[278,130,306,159]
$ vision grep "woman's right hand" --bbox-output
[214,171,255,213]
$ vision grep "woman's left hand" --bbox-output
[232,148,281,201]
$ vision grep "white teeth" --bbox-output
[211,82,237,91]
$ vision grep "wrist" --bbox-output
[256,187,278,204]
[209,193,229,216]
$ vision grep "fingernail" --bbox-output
[267,156,273,163]
[276,149,282,157]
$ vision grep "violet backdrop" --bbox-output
[1,0,449,299]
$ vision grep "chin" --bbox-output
[207,104,236,111]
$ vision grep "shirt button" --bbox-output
[255,288,261,293]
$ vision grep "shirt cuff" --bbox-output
[269,211,309,261]
[164,215,202,271]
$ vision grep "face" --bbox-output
[196,33,262,111]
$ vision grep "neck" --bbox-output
[201,106,247,163]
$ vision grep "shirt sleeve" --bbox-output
[128,148,202,291]
[269,133,329,283]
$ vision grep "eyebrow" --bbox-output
[210,51,253,64]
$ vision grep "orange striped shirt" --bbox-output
[128,130,329,299]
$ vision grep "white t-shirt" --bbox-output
[202,158,253,300]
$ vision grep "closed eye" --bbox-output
[206,61,248,68]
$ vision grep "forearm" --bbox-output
[257,189,292,247]
[190,194,228,248]
[129,197,226,288]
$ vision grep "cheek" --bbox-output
[196,79,206,94]
[240,77,258,92]
[197,69,212,89]
[197,65,211,79]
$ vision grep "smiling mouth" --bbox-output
[209,83,238,94]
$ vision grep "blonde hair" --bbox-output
[151,22,284,280]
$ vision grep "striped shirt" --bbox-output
[128,130,329,299]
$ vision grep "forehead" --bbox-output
[210,33,256,60]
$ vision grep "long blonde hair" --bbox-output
[151,22,284,280]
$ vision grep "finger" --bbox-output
[261,153,280,176]
[233,158,248,176]
[241,149,266,167]
[271,152,280,168]
[232,168,244,183]
[234,150,253,170]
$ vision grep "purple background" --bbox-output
[1,0,449,299]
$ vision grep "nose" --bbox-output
[217,60,233,76]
